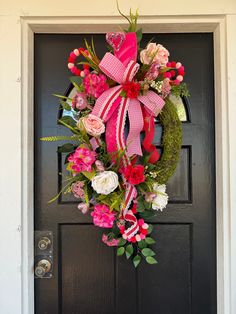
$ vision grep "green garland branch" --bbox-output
[154,97,182,184]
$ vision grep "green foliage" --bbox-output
[146,256,158,264]
[145,237,156,245]
[141,248,155,257]
[40,135,80,142]
[133,254,141,268]
[154,97,183,184]
[140,210,157,219]
[118,238,127,246]
[69,76,83,90]
[125,244,134,259]
[171,82,190,98]
[117,247,125,256]
[138,240,147,249]
[57,143,75,153]
[59,116,77,128]
[59,99,71,111]
[97,191,124,211]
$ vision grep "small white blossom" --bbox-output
[152,183,168,211]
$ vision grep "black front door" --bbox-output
[34,33,216,314]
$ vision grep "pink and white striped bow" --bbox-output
[92,32,165,239]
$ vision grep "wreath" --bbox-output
[42,7,189,267]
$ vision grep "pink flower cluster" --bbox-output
[83,73,109,98]
[71,181,85,199]
[68,147,96,172]
[102,234,119,246]
[91,204,116,228]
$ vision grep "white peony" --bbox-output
[152,183,168,211]
[91,171,119,195]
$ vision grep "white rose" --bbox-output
[152,183,168,211]
[91,171,119,195]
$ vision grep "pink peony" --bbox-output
[102,234,119,246]
[83,73,109,98]
[79,114,105,137]
[71,181,85,199]
[68,147,96,172]
[140,43,169,66]
[91,204,116,228]
[72,92,88,111]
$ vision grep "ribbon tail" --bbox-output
[126,99,143,157]
[142,108,160,164]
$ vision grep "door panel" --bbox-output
[34,33,216,314]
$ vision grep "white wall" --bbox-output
[0,1,236,314]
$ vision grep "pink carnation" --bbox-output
[162,78,171,98]
[68,147,96,172]
[145,62,159,80]
[91,204,116,228]
[83,73,109,98]
[102,234,119,247]
[71,181,85,199]
[72,92,88,111]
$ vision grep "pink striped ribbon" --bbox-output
[92,33,165,239]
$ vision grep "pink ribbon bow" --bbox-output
[92,32,165,239]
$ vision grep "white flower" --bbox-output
[91,171,119,195]
[152,183,168,211]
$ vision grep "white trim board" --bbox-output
[19,15,236,314]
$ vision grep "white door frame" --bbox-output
[19,15,236,314]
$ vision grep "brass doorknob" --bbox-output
[35,259,52,278]
[38,237,51,250]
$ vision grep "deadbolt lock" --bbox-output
[38,236,51,250]
[34,231,53,278]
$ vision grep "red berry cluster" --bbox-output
[118,204,149,243]
[163,61,185,85]
[67,48,90,76]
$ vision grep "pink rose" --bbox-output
[91,204,116,228]
[79,114,105,137]
[140,43,169,66]
[102,234,119,247]
[72,92,88,111]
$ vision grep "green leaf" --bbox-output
[117,247,125,256]
[145,237,156,245]
[60,99,71,111]
[148,225,153,234]
[81,170,96,180]
[59,116,76,128]
[141,248,156,257]
[138,240,147,249]
[146,256,158,265]
[125,244,134,259]
[133,255,141,268]
[118,238,127,247]
[57,143,75,153]
[137,199,145,212]
[70,76,83,87]
[136,28,142,43]
[140,210,157,219]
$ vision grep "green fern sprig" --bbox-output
[40,135,81,142]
